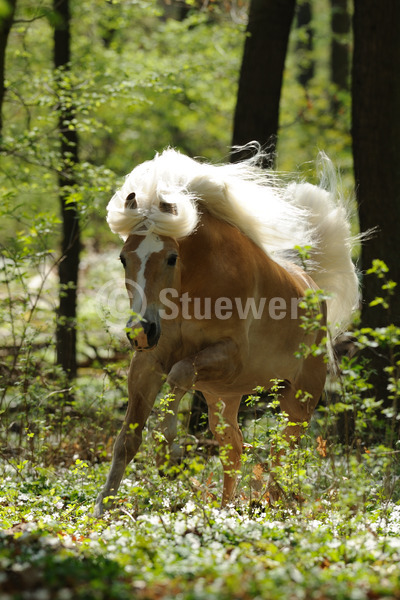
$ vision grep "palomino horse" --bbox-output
[94,148,358,516]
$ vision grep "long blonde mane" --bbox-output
[107,148,311,252]
[106,147,359,335]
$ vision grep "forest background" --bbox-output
[0,1,400,599]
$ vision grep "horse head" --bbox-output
[120,226,180,351]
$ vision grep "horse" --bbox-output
[94,147,359,516]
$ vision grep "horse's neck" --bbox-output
[179,211,270,291]
[179,211,308,298]
[179,210,248,264]
[183,210,238,250]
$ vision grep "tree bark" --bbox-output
[0,0,17,139]
[352,0,400,405]
[231,0,296,167]
[53,0,80,380]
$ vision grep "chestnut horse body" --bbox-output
[94,149,358,516]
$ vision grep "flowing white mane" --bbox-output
[106,147,359,334]
[107,148,312,251]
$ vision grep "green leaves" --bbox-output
[1,3,400,598]
[1,461,400,600]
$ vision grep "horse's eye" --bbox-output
[167,254,178,267]
[119,255,126,268]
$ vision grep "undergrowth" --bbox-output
[1,234,400,599]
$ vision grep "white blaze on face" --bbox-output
[130,233,164,319]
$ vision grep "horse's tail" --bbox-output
[287,156,360,338]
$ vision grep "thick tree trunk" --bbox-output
[54,0,80,380]
[352,0,400,406]
[0,0,17,139]
[231,0,296,167]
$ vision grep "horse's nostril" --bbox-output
[148,322,156,338]
[140,319,160,347]
[126,315,160,349]
[144,322,157,346]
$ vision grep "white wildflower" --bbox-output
[182,500,196,514]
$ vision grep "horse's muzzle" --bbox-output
[126,310,161,351]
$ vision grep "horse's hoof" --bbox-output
[93,492,110,517]
[93,502,104,518]
[266,481,284,505]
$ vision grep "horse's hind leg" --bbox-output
[267,355,327,502]
[94,356,163,517]
[205,394,243,506]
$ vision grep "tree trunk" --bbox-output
[0,0,17,139]
[53,0,80,380]
[330,0,350,91]
[231,0,296,167]
[296,0,314,89]
[352,0,400,405]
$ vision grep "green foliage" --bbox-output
[1,2,399,598]
[2,174,400,600]
[1,0,246,246]
[1,242,400,597]
[278,0,353,194]
[1,445,400,599]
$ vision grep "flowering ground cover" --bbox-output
[1,249,399,599]
[1,448,399,600]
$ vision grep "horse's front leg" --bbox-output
[94,355,163,517]
[166,340,243,506]
[166,339,242,392]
